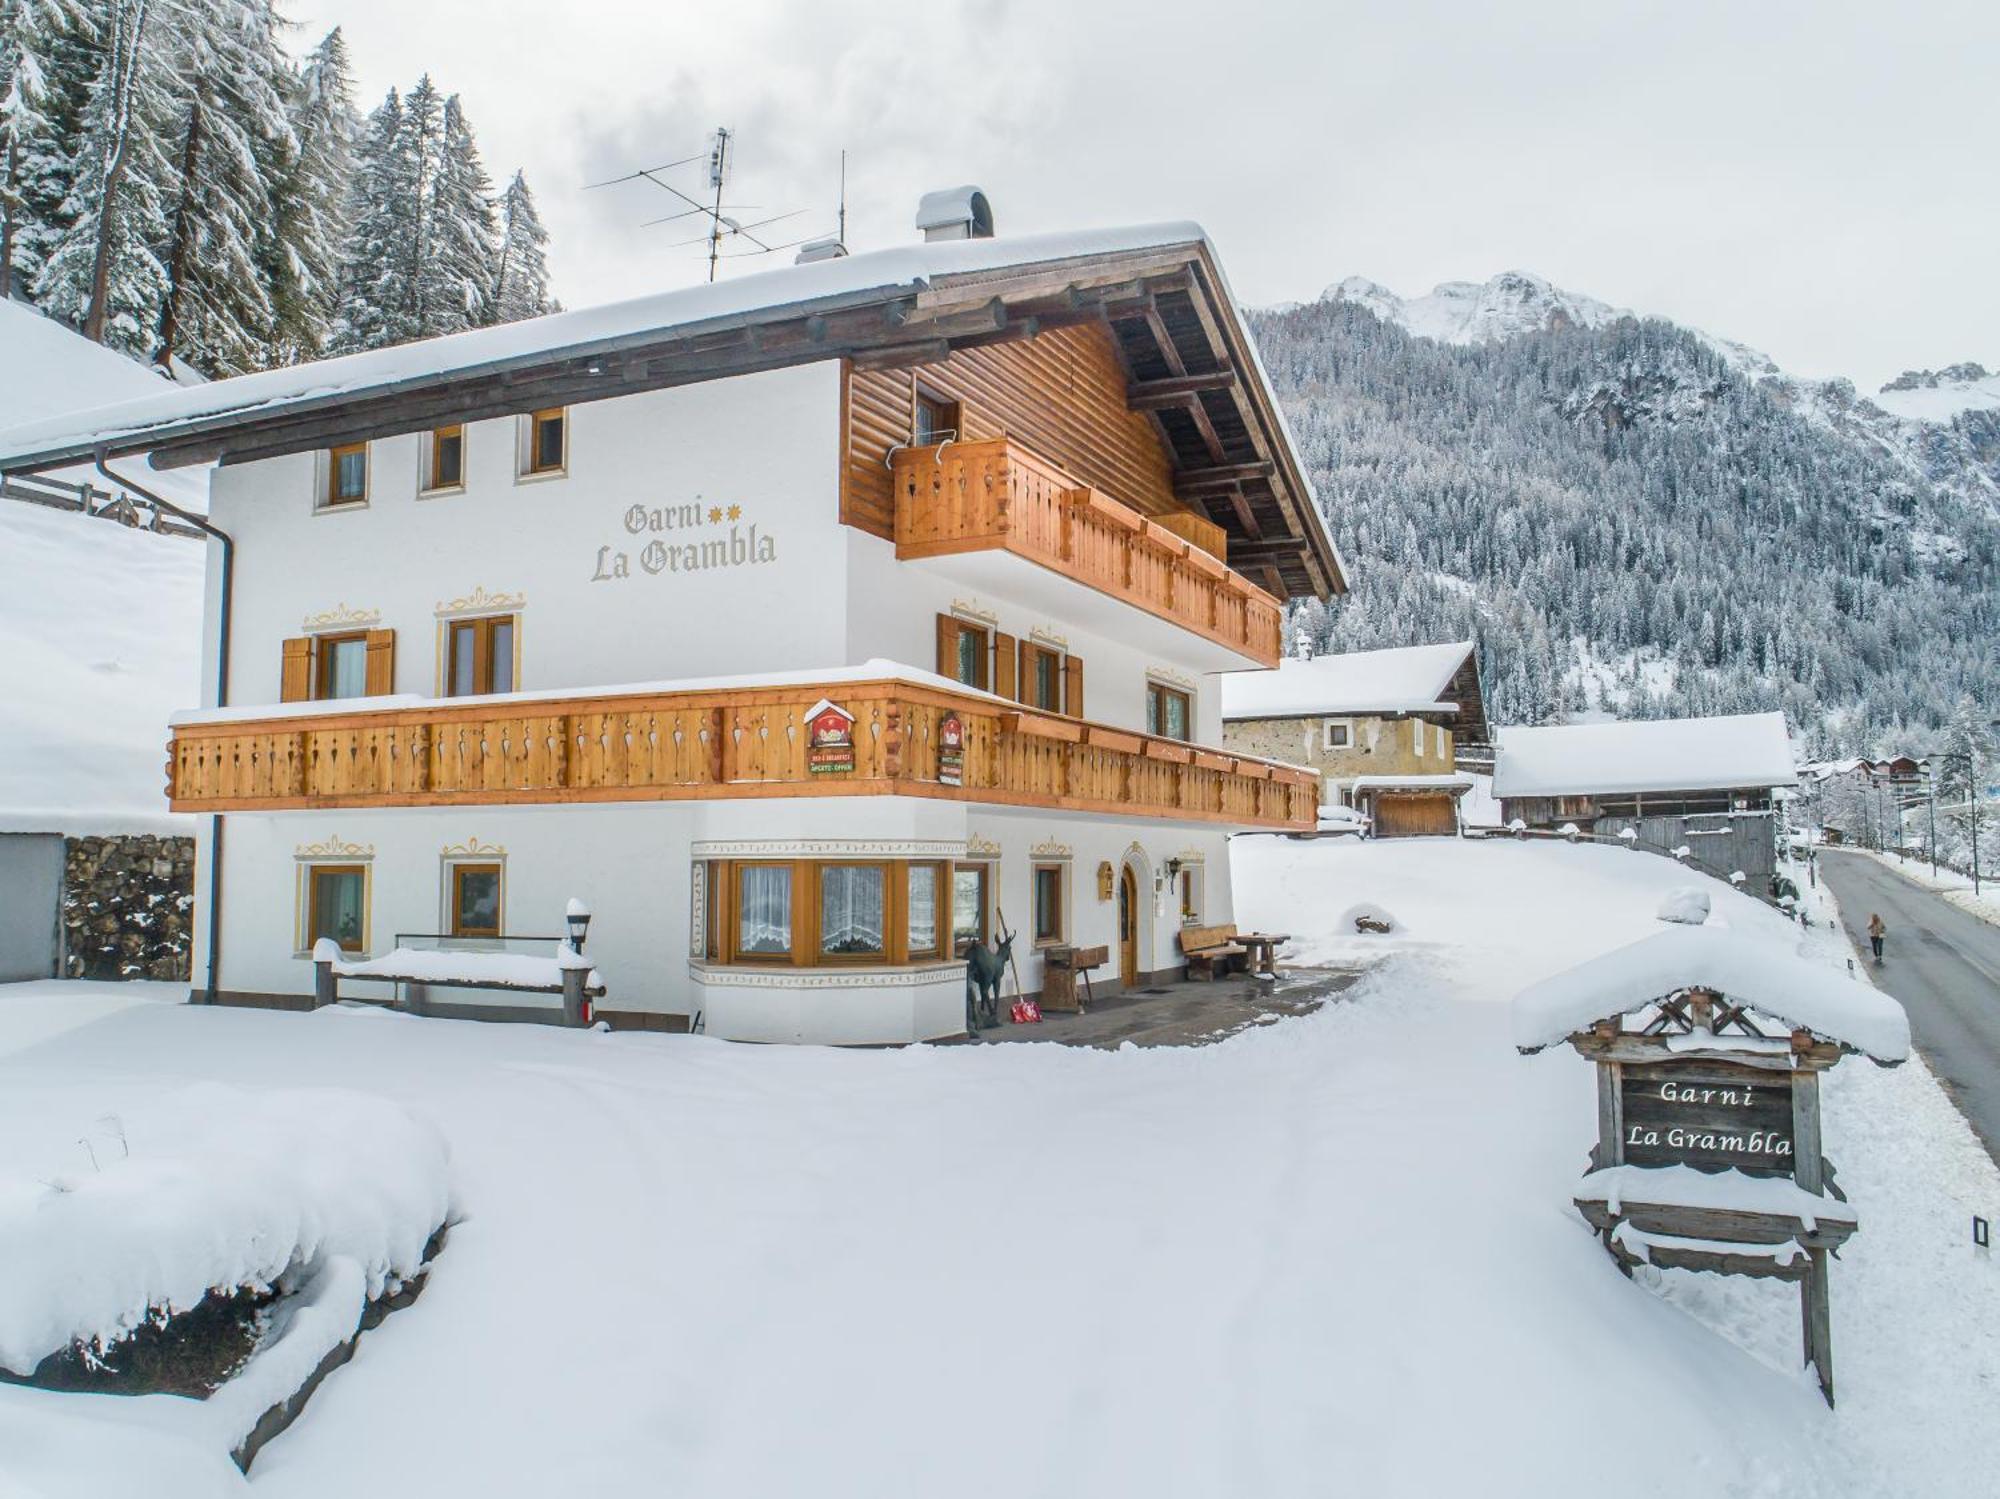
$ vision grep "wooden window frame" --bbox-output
[906,861,946,961]
[425,424,467,494]
[951,860,993,957]
[524,407,568,478]
[1179,866,1202,925]
[815,860,896,964]
[938,614,992,692]
[1031,862,1067,948]
[728,860,798,964]
[324,442,368,509]
[912,383,962,446]
[444,614,519,697]
[707,858,961,967]
[1021,640,1064,713]
[448,861,505,940]
[1147,682,1193,742]
[302,862,369,954]
[314,631,370,701]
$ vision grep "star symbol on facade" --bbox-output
[708,506,723,523]
[727,504,742,521]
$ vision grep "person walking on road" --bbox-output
[1867,912,1887,961]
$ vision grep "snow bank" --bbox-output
[1510,925,1910,1061]
[332,944,603,992]
[1656,887,1711,925]
[0,1084,451,1375]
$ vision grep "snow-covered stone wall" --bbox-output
[63,834,194,981]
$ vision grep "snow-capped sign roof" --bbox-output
[1510,925,1910,1062]
[1220,641,1475,720]
[1492,712,1797,799]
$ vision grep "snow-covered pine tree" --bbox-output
[0,0,79,299]
[414,92,494,336]
[265,26,355,362]
[328,86,414,353]
[489,168,554,324]
[153,0,293,375]
[34,0,175,354]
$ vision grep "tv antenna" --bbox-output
[586,127,817,282]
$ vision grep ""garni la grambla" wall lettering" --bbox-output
[590,500,778,582]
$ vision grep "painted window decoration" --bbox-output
[736,863,793,958]
[448,615,516,697]
[907,862,941,959]
[1146,682,1191,741]
[451,863,503,939]
[307,864,366,952]
[952,862,991,956]
[326,442,367,506]
[317,632,369,700]
[819,864,887,958]
[528,408,566,474]
[1033,862,1066,945]
[1324,720,1351,750]
[430,425,465,490]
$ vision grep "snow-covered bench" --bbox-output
[312,940,605,1026]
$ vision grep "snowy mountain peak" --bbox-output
[1872,362,2000,422]
[1320,270,1630,346]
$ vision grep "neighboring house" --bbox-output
[1219,641,1488,837]
[0,201,1346,1044]
[1798,754,1934,848]
[1494,711,1798,882]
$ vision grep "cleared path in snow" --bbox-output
[1818,849,2000,1164]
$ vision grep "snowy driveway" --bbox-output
[2,841,1997,1498]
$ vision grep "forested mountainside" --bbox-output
[0,2,557,378]
[1251,282,2000,754]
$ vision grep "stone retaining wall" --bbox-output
[63,835,194,980]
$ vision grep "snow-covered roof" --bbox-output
[0,224,1203,467]
[1510,925,1910,1062]
[1492,712,1797,799]
[1339,773,1476,792]
[1220,641,1475,721]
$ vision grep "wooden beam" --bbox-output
[1126,370,1237,410]
[1174,459,1274,489]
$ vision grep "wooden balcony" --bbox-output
[891,439,1284,668]
[166,676,1320,828]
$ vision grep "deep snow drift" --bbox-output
[0,838,1995,1498]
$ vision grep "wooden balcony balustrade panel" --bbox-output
[166,680,1318,828]
[888,439,1282,666]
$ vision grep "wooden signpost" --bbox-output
[1512,928,1910,1408]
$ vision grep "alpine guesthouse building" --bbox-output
[0,194,1344,1043]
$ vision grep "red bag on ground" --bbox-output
[1011,999,1042,1024]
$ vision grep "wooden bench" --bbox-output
[1179,923,1248,980]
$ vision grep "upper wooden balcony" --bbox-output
[890,439,1284,668]
[165,674,1320,828]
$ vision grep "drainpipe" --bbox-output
[94,449,234,1005]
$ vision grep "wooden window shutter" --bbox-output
[1063,655,1084,718]
[993,632,1018,700]
[363,628,396,696]
[280,637,312,702]
[935,613,961,680]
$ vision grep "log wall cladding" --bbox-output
[1617,1061,1795,1174]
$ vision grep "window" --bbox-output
[428,425,465,491]
[1024,642,1063,713]
[952,863,991,956]
[1412,720,1425,757]
[907,863,942,959]
[1323,721,1351,750]
[1146,682,1191,741]
[450,863,503,939]
[1179,866,1201,924]
[307,864,367,953]
[447,615,516,697]
[1032,863,1066,946]
[938,615,990,691]
[819,863,888,959]
[527,408,566,475]
[914,388,960,445]
[316,633,369,700]
[735,864,793,958]
[326,443,367,507]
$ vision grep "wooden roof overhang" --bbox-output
[1,242,1343,603]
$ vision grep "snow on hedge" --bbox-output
[1510,925,1910,1061]
[326,941,603,992]
[0,1084,451,1377]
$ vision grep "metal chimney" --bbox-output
[915,186,994,242]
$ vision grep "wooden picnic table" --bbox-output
[1236,931,1289,977]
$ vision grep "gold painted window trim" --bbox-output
[296,858,372,957]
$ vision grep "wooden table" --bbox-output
[1042,944,1109,1012]
[1236,932,1288,977]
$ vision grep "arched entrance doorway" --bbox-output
[1117,864,1141,987]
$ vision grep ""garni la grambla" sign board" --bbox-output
[1619,1060,1795,1175]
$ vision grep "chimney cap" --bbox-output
[794,235,848,265]
[915,185,994,241]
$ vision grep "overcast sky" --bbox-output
[291,0,1996,390]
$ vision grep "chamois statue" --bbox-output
[964,928,1014,1034]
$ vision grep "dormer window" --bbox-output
[914,388,960,445]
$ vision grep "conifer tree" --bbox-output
[489,168,555,324]
[415,92,494,336]
[0,0,78,298]
[266,27,355,362]
[328,86,412,353]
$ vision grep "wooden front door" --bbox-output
[1118,865,1140,987]
[1374,793,1458,838]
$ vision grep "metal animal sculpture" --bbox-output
[964,929,1014,1033]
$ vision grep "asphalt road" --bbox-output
[1818,849,2000,1162]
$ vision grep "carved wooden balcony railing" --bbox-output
[891,439,1283,667]
[166,677,1321,828]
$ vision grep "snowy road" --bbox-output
[1818,850,2000,1163]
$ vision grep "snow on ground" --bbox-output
[0,501,203,830]
[0,839,1995,1497]
[1855,849,2000,928]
